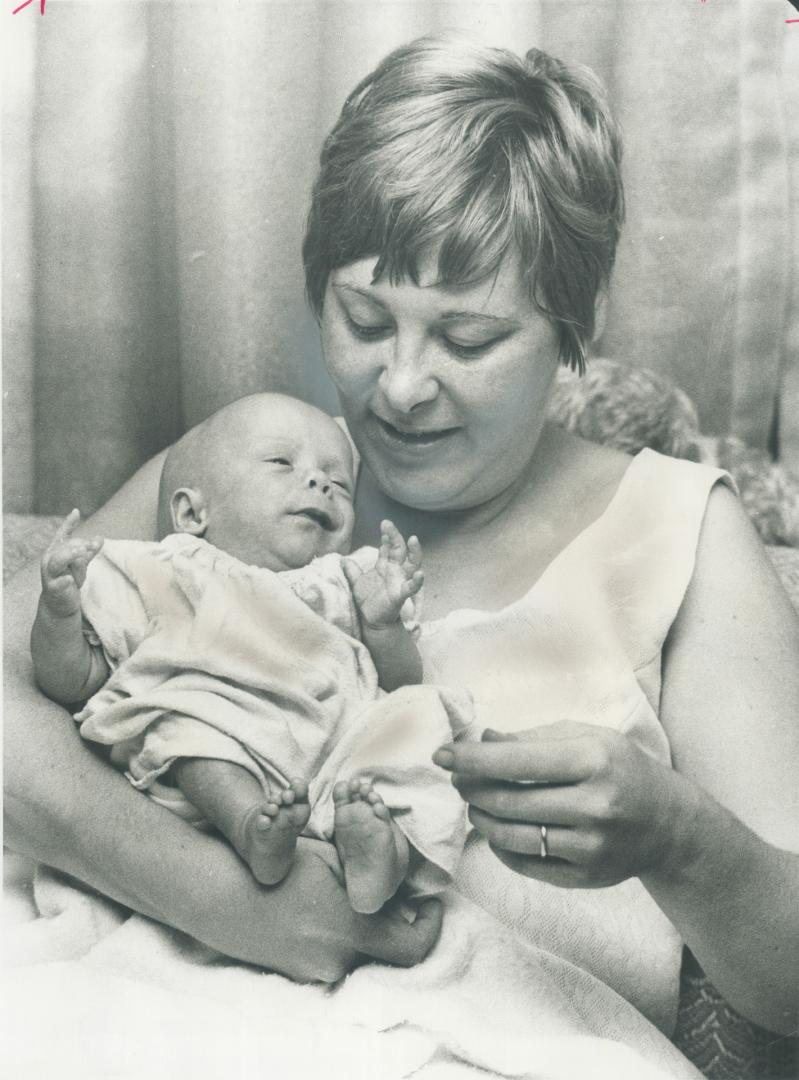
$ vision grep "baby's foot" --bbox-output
[237,779,310,885]
[333,778,409,914]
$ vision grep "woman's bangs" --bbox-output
[368,156,530,293]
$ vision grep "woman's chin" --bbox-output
[366,460,484,513]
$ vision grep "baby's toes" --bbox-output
[333,780,352,806]
[364,786,391,819]
[288,778,309,802]
[353,777,374,801]
[254,802,281,830]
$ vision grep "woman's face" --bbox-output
[321,251,561,512]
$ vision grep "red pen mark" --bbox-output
[12,0,45,12]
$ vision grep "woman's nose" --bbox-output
[378,342,438,414]
[306,470,331,496]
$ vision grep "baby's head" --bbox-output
[157,394,356,571]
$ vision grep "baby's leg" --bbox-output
[333,778,410,914]
[173,758,310,885]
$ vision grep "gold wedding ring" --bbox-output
[539,825,549,859]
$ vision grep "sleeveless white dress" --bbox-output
[416,448,730,1034]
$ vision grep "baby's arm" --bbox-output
[343,520,424,692]
[30,509,110,706]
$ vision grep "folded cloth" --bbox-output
[3,855,701,1080]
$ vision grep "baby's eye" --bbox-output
[266,457,291,466]
[332,479,352,496]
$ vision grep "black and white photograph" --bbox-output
[3,2,798,1078]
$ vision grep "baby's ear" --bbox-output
[170,487,208,536]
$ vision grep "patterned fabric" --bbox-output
[674,952,798,1080]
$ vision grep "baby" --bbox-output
[31,394,470,913]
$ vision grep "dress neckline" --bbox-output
[418,448,651,635]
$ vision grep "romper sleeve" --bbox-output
[79,540,156,668]
[280,551,369,638]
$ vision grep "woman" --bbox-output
[5,31,798,1048]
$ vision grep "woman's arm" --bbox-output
[5,453,442,977]
[647,484,799,1033]
[438,486,798,1033]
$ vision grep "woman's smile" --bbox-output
[370,412,462,453]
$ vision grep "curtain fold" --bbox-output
[4,0,798,516]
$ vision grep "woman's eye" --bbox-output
[442,336,499,359]
[346,316,392,341]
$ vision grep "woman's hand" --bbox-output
[180,832,443,983]
[434,721,685,889]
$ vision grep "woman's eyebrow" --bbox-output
[332,284,389,309]
[438,310,521,328]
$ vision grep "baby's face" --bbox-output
[202,399,356,571]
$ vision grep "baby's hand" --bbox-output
[343,520,423,629]
[40,509,104,619]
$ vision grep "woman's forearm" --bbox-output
[642,772,799,1035]
[6,561,205,920]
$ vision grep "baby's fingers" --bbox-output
[341,556,363,590]
[43,536,103,580]
[404,535,423,573]
[380,519,407,564]
[51,508,82,545]
[71,549,101,589]
[400,569,424,600]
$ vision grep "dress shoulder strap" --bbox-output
[535,449,734,676]
[606,449,732,665]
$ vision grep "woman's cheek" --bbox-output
[322,327,363,396]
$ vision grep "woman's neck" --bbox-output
[352,423,570,550]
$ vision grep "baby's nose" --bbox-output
[306,470,331,495]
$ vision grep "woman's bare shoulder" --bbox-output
[79,450,167,542]
[661,483,799,845]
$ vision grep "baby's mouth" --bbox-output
[293,507,336,531]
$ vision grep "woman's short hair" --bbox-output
[303,33,624,372]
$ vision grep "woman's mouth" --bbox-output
[373,415,458,449]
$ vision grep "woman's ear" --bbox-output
[170,488,208,536]
[592,289,608,342]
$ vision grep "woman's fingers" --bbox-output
[453,776,586,825]
[355,896,443,967]
[467,807,599,861]
[489,846,590,887]
[433,731,593,784]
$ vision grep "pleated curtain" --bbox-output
[4,0,799,515]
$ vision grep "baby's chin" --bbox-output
[255,537,351,572]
